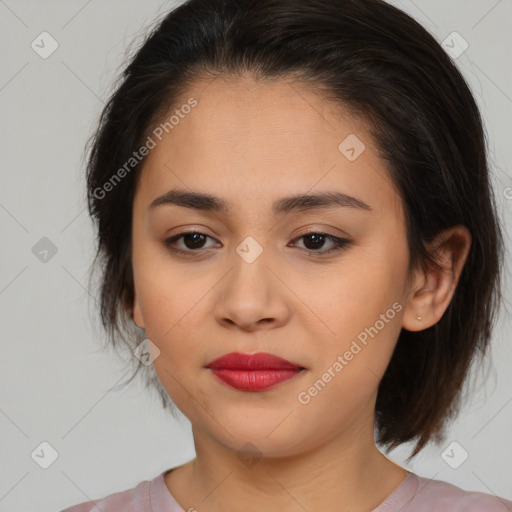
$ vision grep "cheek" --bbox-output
[305,248,406,345]
[296,309,403,427]
[132,264,209,398]
[132,240,210,336]
[139,283,208,414]
[137,285,207,375]
[298,248,407,401]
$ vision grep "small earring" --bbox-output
[416,315,422,321]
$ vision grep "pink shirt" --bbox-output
[61,469,512,511]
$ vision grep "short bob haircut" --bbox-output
[85,0,504,458]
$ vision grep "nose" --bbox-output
[212,243,291,332]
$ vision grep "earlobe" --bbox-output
[402,225,471,332]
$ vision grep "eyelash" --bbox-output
[163,230,350,257]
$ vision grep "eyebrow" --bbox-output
[149,189,372,215]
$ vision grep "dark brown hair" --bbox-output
[85,0,504,458]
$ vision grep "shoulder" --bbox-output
[59,477,151,512]
[406,473,512,511]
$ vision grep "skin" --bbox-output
[131,74,471,512]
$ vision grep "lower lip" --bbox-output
[209,368,303,391]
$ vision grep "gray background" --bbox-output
[0,1,511,510]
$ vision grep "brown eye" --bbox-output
[180,232,208,249]
[164,231,219,254]
[290,232,350,256]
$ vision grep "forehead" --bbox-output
[160,74,365,164]
[136,74,403,221]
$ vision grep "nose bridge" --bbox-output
[225,204,291,282]
[235,234,266,266]
[226,233,273,295]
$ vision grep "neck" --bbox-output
[166,413,408,512]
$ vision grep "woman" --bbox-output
[62,0,511,510]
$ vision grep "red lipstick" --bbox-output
[206,352,305,391]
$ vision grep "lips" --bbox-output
[207,352,304,371]
[206,352,306,391]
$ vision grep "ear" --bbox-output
[132,286,145,329]
[402,225,471,332]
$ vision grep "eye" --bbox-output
[289,231,350,256]
[163,230,350,256]
[164,231,219,254]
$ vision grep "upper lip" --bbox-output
[206,352,305,370]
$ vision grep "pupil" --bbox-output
[185,233,205,249]
[305,233,324,249]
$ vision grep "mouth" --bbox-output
[206,352,306,391]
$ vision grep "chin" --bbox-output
[209,421,311,459]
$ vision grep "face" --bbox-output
[132,74,412,457]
